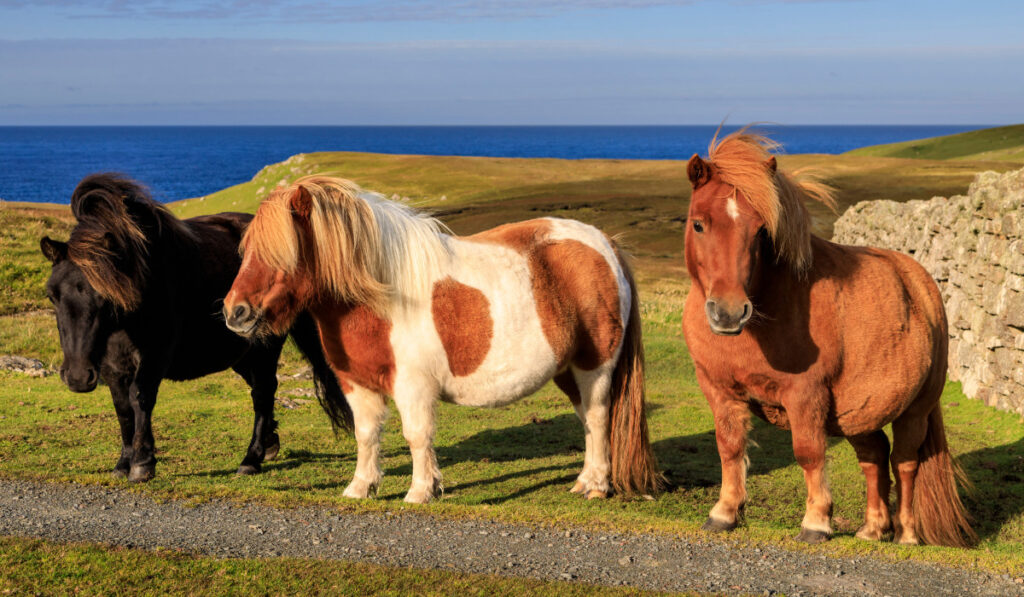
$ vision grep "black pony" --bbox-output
[40,173,351,482]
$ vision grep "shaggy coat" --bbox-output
[223,176,662,503]
[41,173,350,481]
[682,131,975,547]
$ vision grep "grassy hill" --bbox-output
[845,124,1024,161]
[169,150,1022,285]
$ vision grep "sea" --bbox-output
[0,125,985,204]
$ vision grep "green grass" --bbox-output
[846,124,1024,161]
[0,536,670,596]
[0,285,1022,575]
[0,202,74,316]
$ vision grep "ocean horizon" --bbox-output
[0,125,986,204]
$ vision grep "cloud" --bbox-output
[0,0,809,22]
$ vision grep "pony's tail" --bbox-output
[608,252,664,497]
[288,311,354,434]
[913,405,977,547]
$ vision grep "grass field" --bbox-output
[0,536,669,596]
[2,131,1024,580]
[845,124,1024,162]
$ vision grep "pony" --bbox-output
[222,175,662,503]
[40,173,351,482]
[681,130,976,547]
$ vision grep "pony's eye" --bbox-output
[692,221,704,233]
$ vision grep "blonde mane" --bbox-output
[707,128,836,273]
[243,175,450,314]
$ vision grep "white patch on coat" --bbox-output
[726,196,740,221]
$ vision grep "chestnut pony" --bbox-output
[223,176,661,503]
[682,131,975,547]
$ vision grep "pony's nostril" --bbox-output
[741,301,752,322]
[232,304,250,321]
[86,368,98,386]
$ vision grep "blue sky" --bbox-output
[1,0,1021,125]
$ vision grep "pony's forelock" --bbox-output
[244,176,450,314]
[706,128,836,273]
[66,173,193,310]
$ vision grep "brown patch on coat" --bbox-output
[554,371,581,406]
[311,302,395,395]
[431,277,493,376]
[471,219,623,371]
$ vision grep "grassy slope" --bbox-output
[845,124,1024,161]
[0,536,669,597]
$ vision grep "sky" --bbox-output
[0,0,1022,125]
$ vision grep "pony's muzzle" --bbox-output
[224,302,258,336]
[705,297,753,336]
[60,363,98,393]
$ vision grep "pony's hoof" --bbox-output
[701,517,737,533]
[569,480,586,494]
[342,479,378,499]
[237,464,261,476]
[128,465,155,483]
[855,524,892,542]
[112,467,129,479]
[896,533,920,546]
[404,489,434,504]
[585,489,608,500]
[263,441,280,462]
[796,528,831,544]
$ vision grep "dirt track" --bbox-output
[0,478,1020,596]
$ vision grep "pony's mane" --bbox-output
[67,173,195,310]
[243,175,450,313]
[707,129,836,273]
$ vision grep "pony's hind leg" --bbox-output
[890,408,929,545]
[847,431,893,541]
[565,364,615,499]
[342,383,389,499]
[553,372,589,495]
[393,378,442,504]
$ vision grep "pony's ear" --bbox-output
[40,236,68,263]
[290,185,313,220]
[764,156,777,174]
[687,154,712,189]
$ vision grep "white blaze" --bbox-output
[726,197,739,221]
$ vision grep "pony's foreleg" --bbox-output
[847,431,893,541]
[703,391,751,532]
[788,398,833,543]
[393,379,442,504]
[567,365,615,499]
[103,370,135,478]
[342,384,388,499]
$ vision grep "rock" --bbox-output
[833,167,1024,416]
[0,355,51,378]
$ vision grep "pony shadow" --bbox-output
[654,417,833,491]
[958,435,1024,541]
[181,449,355,479]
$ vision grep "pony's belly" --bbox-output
[443,360,559,407]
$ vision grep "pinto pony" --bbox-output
[40,174,351,482]
[682,131,975,547]
[223,176,661,503]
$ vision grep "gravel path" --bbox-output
[0,479,1020,596]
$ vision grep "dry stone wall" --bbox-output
[832,167,1024,415]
